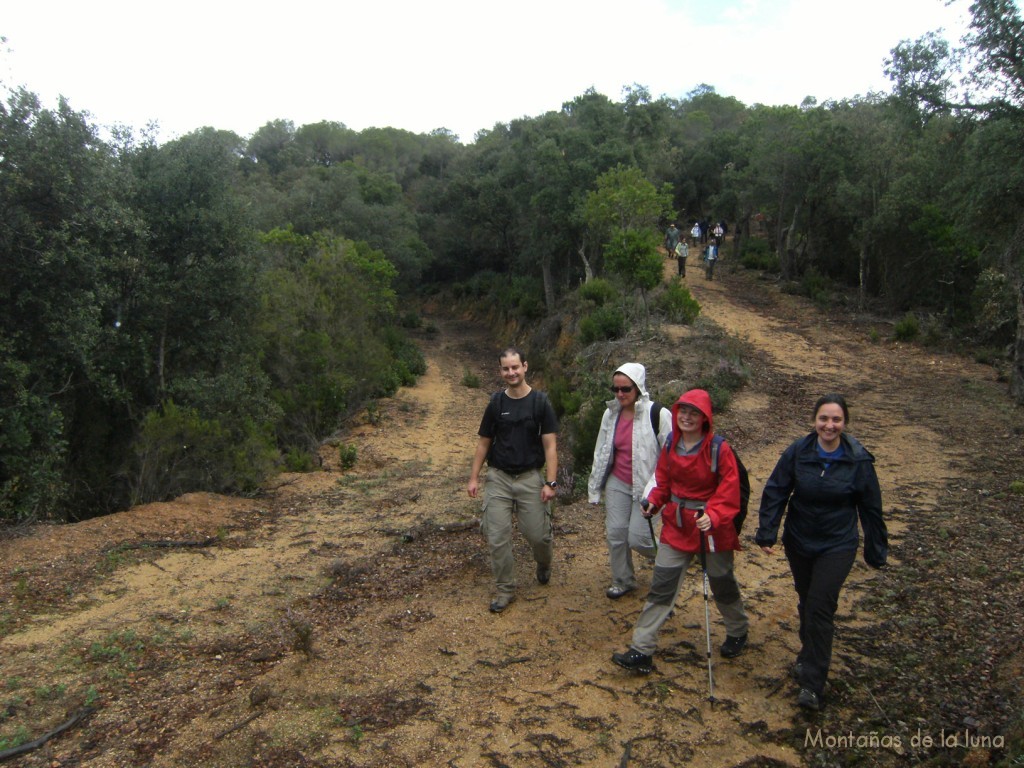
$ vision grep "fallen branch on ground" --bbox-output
[0,706,96,762]
[213,710,266,741]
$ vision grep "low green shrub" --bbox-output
[283,449,317,472]
[398,311,422,329]
[547,375,583,418]
[800,268,831,306]
[894,312,920,341]
[655,278,701,324]
[579,306,626,345]
[973,347,1005,366]
[569,400,606,476]
[739,238,778,271]
[510,276,545,320]
[338,443,358,470]
[578,278,619,307]
[129,401,278,505]
[696,356,750,413]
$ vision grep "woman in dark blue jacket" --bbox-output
[755,394,887,711]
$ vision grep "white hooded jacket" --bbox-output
[587,363,672,504]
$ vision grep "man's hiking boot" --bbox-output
[536,564,551,585]
[720,633,748,658]
[798,688,821,711]
[612,648,654,674]
[605,584,636,599]
[489,594,515,613]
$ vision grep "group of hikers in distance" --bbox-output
[467,347,888,713]
[664,220,726,280]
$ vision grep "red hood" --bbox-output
[672,388,714,435]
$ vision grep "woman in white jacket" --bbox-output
[588,363,672,598]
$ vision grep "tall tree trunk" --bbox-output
[542,253,555,314]
[578,242,594,283]
[730,208,751,265]
[781,203,802,281]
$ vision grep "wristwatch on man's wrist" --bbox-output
[545,481,558,488]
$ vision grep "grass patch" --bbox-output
[86,628,144,670]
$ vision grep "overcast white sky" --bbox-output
[3,0,974,145]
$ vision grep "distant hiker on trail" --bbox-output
[588,363,671,600]
[713,221,725,246]
[675,240,688,277]
[690,222,701,247]
[612,389,749,675]
[468,347,559,614]
[664,223,680,258]
[754,394,888,712]
[704,242,718,280]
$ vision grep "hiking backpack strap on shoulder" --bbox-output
[489,389,549,436]
[649,401,661,438]
[710,435,750,535]
[649,402,674,450]
[487,390,503,420]
[532,389,550,435]
[484,391,502,462]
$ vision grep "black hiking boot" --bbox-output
[536,564,551,585]
[798,688,821,711]
[720,633,748,658]
[489,594,515,613]
[612,648,654,674]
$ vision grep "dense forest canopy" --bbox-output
[2,0,1022,522]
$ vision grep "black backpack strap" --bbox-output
[532,389,550,435]
[487,390,503,420]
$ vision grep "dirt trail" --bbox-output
[0,253,1013,767]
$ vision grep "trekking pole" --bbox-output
[698,511,716,707]
[643,502,661,557]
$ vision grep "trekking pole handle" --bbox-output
[694,507,712,531]
[696,508,715,552]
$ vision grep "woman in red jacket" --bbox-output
[612,389,749,674]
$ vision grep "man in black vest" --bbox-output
[468,347,559,613]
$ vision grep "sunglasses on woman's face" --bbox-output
[610,386,635,394]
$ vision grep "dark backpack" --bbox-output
[709,435,750,534]
[649,401,666,443]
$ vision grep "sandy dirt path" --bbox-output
[0,254,1012,767]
